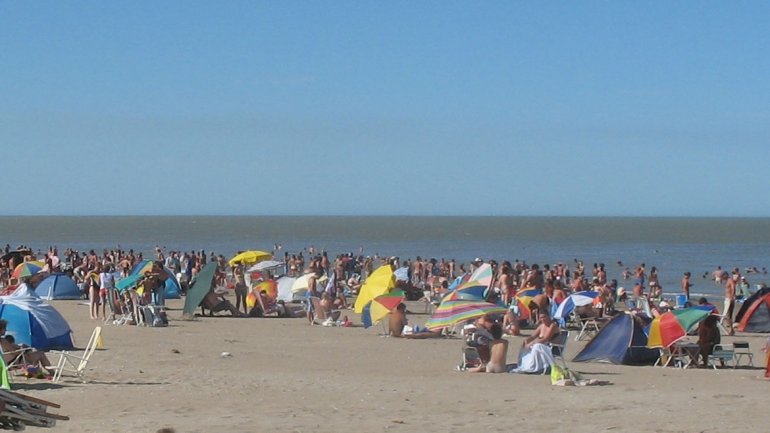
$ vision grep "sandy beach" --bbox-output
[11,296,769,433]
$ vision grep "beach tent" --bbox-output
[737,286,770,333]
[573,313,659,365]
[34,273,81,300]
[0,284,74,350]
[183,262,219,318]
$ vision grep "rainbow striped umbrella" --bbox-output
[646,308,711,348]
[425,300,508,330]
[443,283,487,302]
[11,261,45,279]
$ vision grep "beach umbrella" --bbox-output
[447,274,468,291]
[183,262,219,318]
[393,266,409,282]
[11,261,45,279]
[115,274,144,292]
[553,291,600,322]
[246,260,284,273]
[516,287,542,298]
[291,272,328,294]
[361,290,405,328]
[228,250,271,266]
[646,308,711,348]
[354,265,395,314]
[253,280,278,300]
[443,283,487,302]
[424,300,508,331]
[468,263,493,288]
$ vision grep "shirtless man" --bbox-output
[469,323,508,373]
[389,303,408,337]
[596,263,607,286]
[305,268,323,325]
[524,312,559,349]
[201,291,242,316]
[723,270,738,335]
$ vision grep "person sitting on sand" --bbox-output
[200,291,243,317]
[468,323,508,373]
[502,307,520,336]
[0,320,53,374]
[389,303,409,337]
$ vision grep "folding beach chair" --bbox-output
[49,326,102,383]
[550,330,570,369]
[732,341,754,367]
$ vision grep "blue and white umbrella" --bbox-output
[553,291,600,324]
[393,266,409,282]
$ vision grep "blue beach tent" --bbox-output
[35,273,82,300]
[573,313,659,365]
[0,284,74,350]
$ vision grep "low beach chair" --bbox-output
[707,344,736,369]
[732,341,754,367]
[0,346,33,382]
[49,326,102,383]
[459,347,482,370]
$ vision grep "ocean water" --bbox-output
[1,216,769,299]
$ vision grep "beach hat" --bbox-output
[659,300,670,308]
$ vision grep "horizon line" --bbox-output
[1,214,769,219]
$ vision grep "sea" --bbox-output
[2,216,769,300]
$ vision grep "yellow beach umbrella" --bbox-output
[354,264,395,313]
[228,250,271,266]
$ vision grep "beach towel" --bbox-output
[510,343,554,374]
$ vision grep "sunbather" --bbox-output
[0,321,53,374]
[200,291,243,317]
[468,323,508,373]
[389,303,408,337]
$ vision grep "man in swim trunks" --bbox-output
[723,269,738,335]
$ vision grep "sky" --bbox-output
[1,1,769,217]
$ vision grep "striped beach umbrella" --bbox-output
[11,261,45,279]
[425,300,508,330]
[553,291,600,322]
[361,290,405,328]
[646,308,711,348]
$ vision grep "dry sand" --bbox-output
[17,297,770,433]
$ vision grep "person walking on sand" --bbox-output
[723,269,739,336]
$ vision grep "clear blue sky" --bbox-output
[2,1,769,216]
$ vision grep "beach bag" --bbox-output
[550,364,582,385]
[148,306,168,327]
